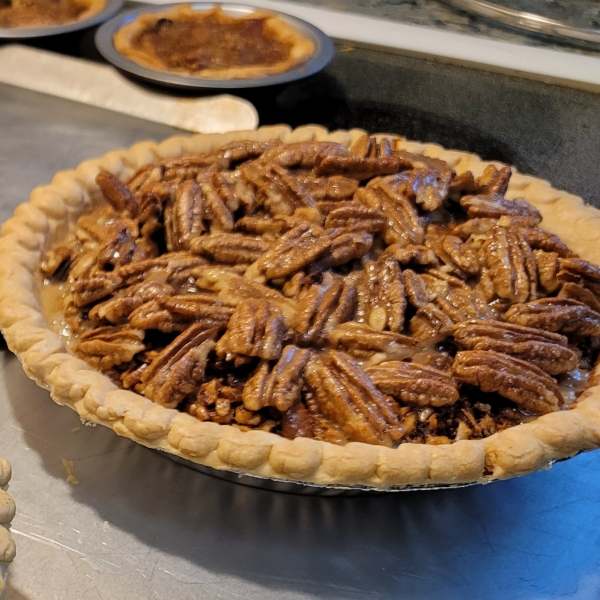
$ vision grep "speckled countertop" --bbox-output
[284,0,600,55]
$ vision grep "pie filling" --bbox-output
[39,135,600,448]
[0,0,100,28]
[112,6,316,79]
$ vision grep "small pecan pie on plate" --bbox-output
[2,125,600,490]
[0,0,105,29]
[111,4,316,80]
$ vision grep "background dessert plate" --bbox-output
[0,0,123,39]
[95,2,335,89]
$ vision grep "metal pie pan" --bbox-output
[95,2,335,90]
[0,0,123,39]
[440,0,600,45]
[161,452,483,496]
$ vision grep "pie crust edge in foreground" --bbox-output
[0,459,15,600]
[112,5,316,80]
[2,125,600,489]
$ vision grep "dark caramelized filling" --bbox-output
[133,12,290,71]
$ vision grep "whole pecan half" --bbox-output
[481,225,537,303]
[365,362,459,407]
[328,321,418,361]
[304,351,403,446]
[291,272,356,344]
[453,319,579,374]
[139,325,217,408]
[190,232,270,264]
[163,179,205,251]
[216,298,286,362]
[504,297,600,337]
[530,250,559,294]
[242,345,312,412]
[76,325,145,370]
[129,293,233,333]
[460,193,542,224]
[356,254,406,332]
[247,223,331,281]
[452,350,562,414]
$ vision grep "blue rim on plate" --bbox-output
[95,2,335,89]
[0,0,124,39]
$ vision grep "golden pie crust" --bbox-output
[2,125,600,489]
[0,459,15,600]
[0,0,105,29]
[112,5,316,80]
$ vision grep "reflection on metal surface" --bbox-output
[94,2,335,89]
[440,0,600,44]
[0,0,123,39]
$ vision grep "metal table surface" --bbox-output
[2,42,600,599]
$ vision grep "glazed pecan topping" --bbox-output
[304,351,402,446]
[291,272,356,344]
[139,325,217,408]
[96,170,137,216]
[76,325,145,370]
[557,257,600,297]
[360,175,425,246]
[319,227,373,267]
[247,223,331,281]
[216,299,286,362]
[163,179,205,251]
[40,246,72,279]
[477,165,512,195]
[481,226,536,303]
[460,192,542,224]
[392,151,454,211]
[328,321,418,361]
[409,303,455,342]
[365,362,459,407]
[452,350,562,414]
[384,243,438,267]
[425,226,480,278]
[453,319,579,374]
[45,136,600,449]
[356,254,406,332]
[534,250,561,293]
[190,232,270,264]
[504,297,600,337]
[73,273,123,307]
[242,345,311,412]
[558,282,600,313]
[129,293,233,333]
[324,205,386,233]
[522,228,573,257]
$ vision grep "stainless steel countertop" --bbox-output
[1,82,600,600]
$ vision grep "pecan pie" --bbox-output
[0,458,15,600]
[112,5,316,80]
[3,125,600,489]
[0,0,105,29]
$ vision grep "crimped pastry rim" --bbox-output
[0,458,15,600]
[2,125,600,489]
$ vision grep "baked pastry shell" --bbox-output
[112,4,316,80]
[2,125,600,490]
[0,458,15,600]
